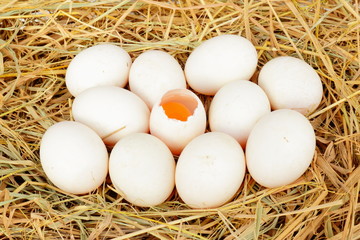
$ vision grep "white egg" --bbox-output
[209,80,270,148]
[184,34,258,95]
[72,86,150,146]
[40,121,108,194]
[258,56,323,115]
[246,109,316,188]
[129,50,186,108]
[109,133,175,207]
[150,89,206,155]
[65,44,131,96]
[175,132,246,209]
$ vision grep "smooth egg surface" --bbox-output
[150,89,206,155]
[175,132,246,209]
[184,34,258,95]
[40,121,108,194]
[246,109,316,188]
[129,50,186,109]
[72,86,150,146]
[65,44,131,97]
[258,56,323,115]
[209,80,271,148]
[109,133,175,207]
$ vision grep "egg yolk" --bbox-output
[161,101,192,121]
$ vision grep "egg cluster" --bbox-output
[40,34,322,209]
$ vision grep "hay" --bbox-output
[0,0,359,239]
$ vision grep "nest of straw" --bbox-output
[1,0,359,239]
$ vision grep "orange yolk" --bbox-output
[161,101,192,121]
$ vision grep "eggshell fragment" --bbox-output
[72,86,150,146]
[209,80,271,148]
[109,133,175,207]
[65,44,131,96]
[246,109,316,188]
[185,34,258,95]
[258,56,323,115]
[129,50,186,108]
[40,121,108,194]
[175,132,246,209]
[150,89,206,155]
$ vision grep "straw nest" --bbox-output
[1,0,359,239]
